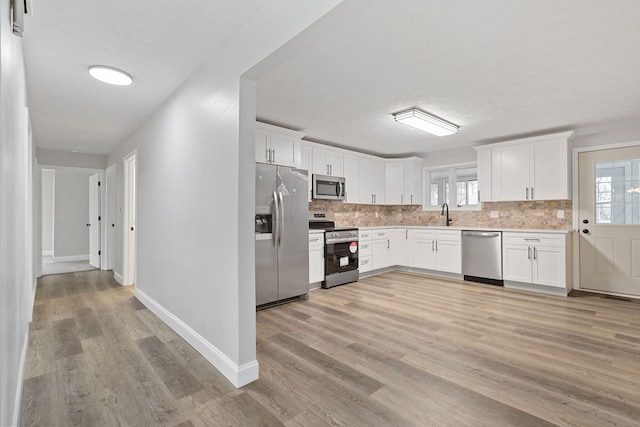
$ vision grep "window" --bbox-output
[595,159,640,224]
[424,164,479,210]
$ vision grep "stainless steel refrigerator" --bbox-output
[255,164,309,307]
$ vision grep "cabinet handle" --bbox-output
[401,195,403,204]
[411,194,413,204]
[526,187,529,200]
[432,240,435,251]
[531,187,534,200]
[533,246,537,260]
[528,246,531,260]
[387,239,390,249]
[436,240,438,251]
[310,238,320,242]
[524,238,540,242]
[265,146,269,163]
[272,149,276,163]
[405,230,408,239]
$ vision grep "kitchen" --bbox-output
[9,1,640,425]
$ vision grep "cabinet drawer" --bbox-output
[372,230,391,240]
[435,230,461,242]
[413,229,435,240]
[503,232,564,248]
[359,241,372,256]
[308,233,324,248]
[359,255,372,272]
[358,230,372,241]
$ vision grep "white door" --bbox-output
[124,152,137,286]
[579,146,640,295]
[105,164,116,270]
[89,173,101,268]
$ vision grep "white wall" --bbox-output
[0,0,32,423]
[37,148,107,169]
[107,0,346,387]
[41,169,54,255]
[52,169,91,259]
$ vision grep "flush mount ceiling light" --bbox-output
[88,65,133,86]
[393,108,459,136]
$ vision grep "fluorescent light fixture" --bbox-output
[393,108,459,136]
[88,65,133,86]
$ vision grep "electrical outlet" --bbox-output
[375,212,379,218]
[490,211,499,218]
[355,212,359,218]
[557,210,565,219]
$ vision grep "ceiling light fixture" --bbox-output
[88,65,133,86]
[393,108,459,136]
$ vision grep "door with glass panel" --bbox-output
[578,146,640,295]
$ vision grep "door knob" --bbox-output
[582,229,589,234]
[582,219,589,224]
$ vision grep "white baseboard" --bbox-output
[53,254,89,263]
[42,250,52,256]
[113,271,124,285]
[135,288,259,388]
[28,278,37,322]
[13,331,29,426]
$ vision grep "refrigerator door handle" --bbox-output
[278,191,285,245]
[273,190,279,246]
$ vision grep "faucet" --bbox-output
[441,203,452,226]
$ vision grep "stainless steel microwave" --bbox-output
[312,174,346,201]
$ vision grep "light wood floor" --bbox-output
[20,270,640,426]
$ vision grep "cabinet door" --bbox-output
[532,245,565,288]
[503,244,532,282]
[395,229,412,266]
[358,157,374,203]
[434,240,461,274]
[531,139,568,200]
[312,147,331,175]
[385,162,404,205]
[370,158,386,204]
[343,154,359,203]
[403,158,423,205]
[300,145,313,202]
[269,133,297,167]
[372,239,390,270]
[477,148,492,202]
[412,239,435,269]
[309,247,324,284]
[359,256,372,273]
[327,151,343,177]
[255,130,270,164]
[493,144,530,201]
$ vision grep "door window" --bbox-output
[595,159,640,224]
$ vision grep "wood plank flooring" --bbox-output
[20,270,640,426]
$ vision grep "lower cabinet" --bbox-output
[502,232,569,289]
[309,233,324,284]
[371,229,392,270]
[358,230,372,273]
[394,228,412,266]
[411,229,461,274]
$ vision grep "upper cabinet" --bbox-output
[475,131,574,202]
[359,156,386,204]
[385,157,423,205]
[312,147,343,177]
[255,122,304,168]
[342,154,360,204]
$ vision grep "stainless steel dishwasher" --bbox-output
[461,230,503,286]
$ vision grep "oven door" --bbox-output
[325,239,359,276]
[313,174,345,200]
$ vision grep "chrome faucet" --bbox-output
[441,203,452,226]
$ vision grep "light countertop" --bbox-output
[356,226,573,234]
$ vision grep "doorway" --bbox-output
[578,145,640,296]
[123,151,137,286]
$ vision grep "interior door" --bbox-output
[578,146,640,295]
[89,173,101,268]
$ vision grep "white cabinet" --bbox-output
[502,232,568,289]
[403,158,423,205]
[358,230,372,273]
[343,154,360,204]
[309,232,325,285]
[487,131,574,202]
[359,157,386,204]
[411,229,461,274]
[476,148,492,202]
[300,144,313,202]
[386,158,423,205]
[371,229,392,270]
[394,228,412,266]
[385,161,404,205]
[255,122,304,167]
[312,147,343,177]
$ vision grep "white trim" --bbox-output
[571,139,640,291]
[135,288,259,388]
[422,162,481,211]
[42,250,52,256]
[28,278,37,323]
[13,331,29,427]
[114,271,124,286]
[52,254,89,262]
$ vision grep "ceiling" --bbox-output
[23,1,640,157]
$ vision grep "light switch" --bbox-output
[557,210,565,219]
[490,211,499,218]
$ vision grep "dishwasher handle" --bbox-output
[462,231,501,238]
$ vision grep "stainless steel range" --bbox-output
[309,212,359,288]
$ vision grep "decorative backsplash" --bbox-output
[309,200,573,230]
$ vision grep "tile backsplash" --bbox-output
[309,200,573,230]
